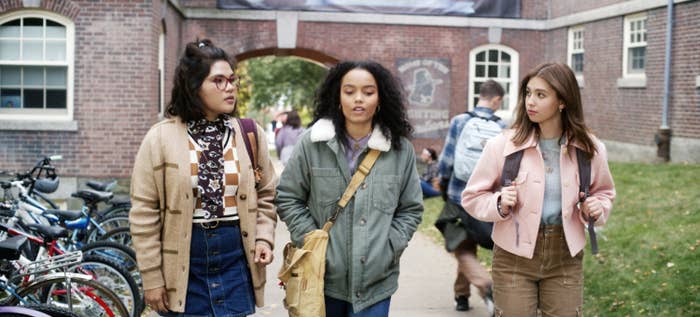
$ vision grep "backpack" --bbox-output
[501,147,598,254]
[237,118,262,186]
[453,112,503,181]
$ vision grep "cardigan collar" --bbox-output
[310,118,392,152]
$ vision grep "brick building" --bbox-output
[0,0,698,195]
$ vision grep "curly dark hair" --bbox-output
[311,60,413,150]
[166,39,237,121]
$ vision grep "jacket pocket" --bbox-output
[371,175,400,213]
[310,167,343,205]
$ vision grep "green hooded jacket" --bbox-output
[275,118,424,312]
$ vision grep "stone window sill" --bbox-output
[0,120,78,131]
[616,77,646,88]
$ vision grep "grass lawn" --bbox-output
[417,162,700,316]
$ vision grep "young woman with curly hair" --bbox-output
[275,60,424,316]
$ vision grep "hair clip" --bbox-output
[198,42,206,48]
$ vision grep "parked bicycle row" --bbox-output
[0,155,138,317]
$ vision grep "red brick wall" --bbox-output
[0,0,160,177]
[521,0,549,20]
[543,1,700,147]
[550,0,625,19]
[2,1,698,179]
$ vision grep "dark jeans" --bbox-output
[161,224,255,317]
[325,296,391,317]
[420,180,441,198]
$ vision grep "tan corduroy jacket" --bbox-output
[129,116,278,312]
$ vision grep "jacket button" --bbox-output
[360,256,366,264]
[182,266,186,272]
[242,231,248,237]
[361,183,367,189]
[185,193,189,199]
[356,291,361,298]
[240,194,247,200]
[359,218,366,225]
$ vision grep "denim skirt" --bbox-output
[162,223,255,317]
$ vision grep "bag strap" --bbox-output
[322,149,382,232]
[237,118,262,185]
[501,150,524,187]
[501,149,524,246]
[576,148,597,254]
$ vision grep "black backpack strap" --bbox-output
[237,118,262,186]
[500,149,524,246]
[501,150,524,187]
[576,148,597,254]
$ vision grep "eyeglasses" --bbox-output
[210,75,240,91]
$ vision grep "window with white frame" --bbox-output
[158,26,165,116]
[623,13,647,78]
[0,12,73,119]
[468,45,519,118]
[568,26,584,75]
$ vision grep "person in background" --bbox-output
[275,60,423,317]
[275,110,304,165]
[437,79,505,314]
[129,39,278,316]
[462,62,615,316]
[419,147,441,198]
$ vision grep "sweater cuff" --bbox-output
[140,267,165,291]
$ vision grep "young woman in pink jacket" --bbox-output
[461,62,615,316]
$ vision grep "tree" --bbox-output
[238,56,327,119]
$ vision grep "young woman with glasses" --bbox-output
[129,39,278,316]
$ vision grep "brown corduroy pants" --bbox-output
[492,225,584,317]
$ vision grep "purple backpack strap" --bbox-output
[237,118,262,186]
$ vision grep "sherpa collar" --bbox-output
[310,118,391,152]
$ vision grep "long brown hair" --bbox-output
[511,62,597,160]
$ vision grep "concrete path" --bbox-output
[253,223,491,317]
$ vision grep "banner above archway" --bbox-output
[217,0,520,18]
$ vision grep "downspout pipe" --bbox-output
[657,0,674,161]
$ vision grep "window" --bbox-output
[158,25,165,116]
[0,11,74,122]
[568,26,584,75]
[623,13,647,78]
[468,44,519,118]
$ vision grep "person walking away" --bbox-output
[129,39,278,316]
[275,60,424,317]
[275,110,304,165]
[462,62,615,316]
[419,147,441,198]
[437,79,506,313]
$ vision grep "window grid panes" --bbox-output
[0,16,68,110]
[568,27,584,75]
[624,15,647,76]
[472,49,512,110]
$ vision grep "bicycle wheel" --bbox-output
[102,227,132,250]
[99,205,130,219]
[70,254,142,317]
[80,241,141,287]
[85,214,129,244]
[11,274,129,317]
[19,304,80,317]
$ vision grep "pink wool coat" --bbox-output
[461,130,615,259]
